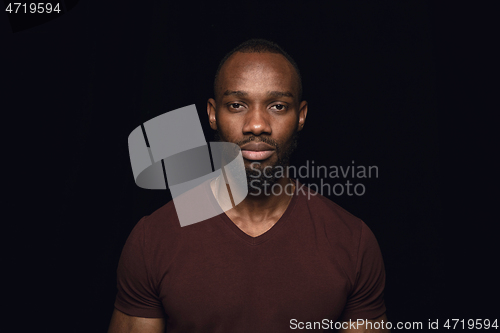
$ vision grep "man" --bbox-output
[108,39,389,332]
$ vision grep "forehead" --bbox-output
[217,52,298,98]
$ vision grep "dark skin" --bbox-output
[108,51,389,333]
[207,51,307,237]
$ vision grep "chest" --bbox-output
[158,239,350,330]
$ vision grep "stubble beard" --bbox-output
[214,130,299,195]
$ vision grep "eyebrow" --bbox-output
[268,90,294,98]
[223,90,248,97]
[222,90,294,98]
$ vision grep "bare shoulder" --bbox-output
[108,308,165,333]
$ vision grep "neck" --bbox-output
[222,176,294,225]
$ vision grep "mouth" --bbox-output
[241,150,275,160]
[240,142,276,161]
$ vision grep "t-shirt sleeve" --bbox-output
[114,216,165,318]
[339,221,387,321]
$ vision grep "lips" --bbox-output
[241,150,275,160]
[240,142,275,161]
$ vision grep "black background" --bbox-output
[3,0,497,332]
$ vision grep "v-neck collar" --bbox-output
[204,178,300,246]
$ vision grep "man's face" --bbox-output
[207,52,307,191]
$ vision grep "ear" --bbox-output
[207,98,217,130]
[297,100,308,132]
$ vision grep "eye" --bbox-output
[270,104,287,112]
[228,103,245,110]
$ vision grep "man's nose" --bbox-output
[242,106,272,136]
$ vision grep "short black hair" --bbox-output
[213,38,303,101]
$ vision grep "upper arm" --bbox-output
[338,313,390,333]
[108,308,165,333]
[114,217,165,318]
[340,222,387,321]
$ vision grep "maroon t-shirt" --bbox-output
[114,180,386,332]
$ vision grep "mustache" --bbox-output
[213,131,281,152]
[234,136,279,150]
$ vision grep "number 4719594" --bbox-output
[444,319,498,329]
[5,3,61,14]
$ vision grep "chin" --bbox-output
[245,157,278,168]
